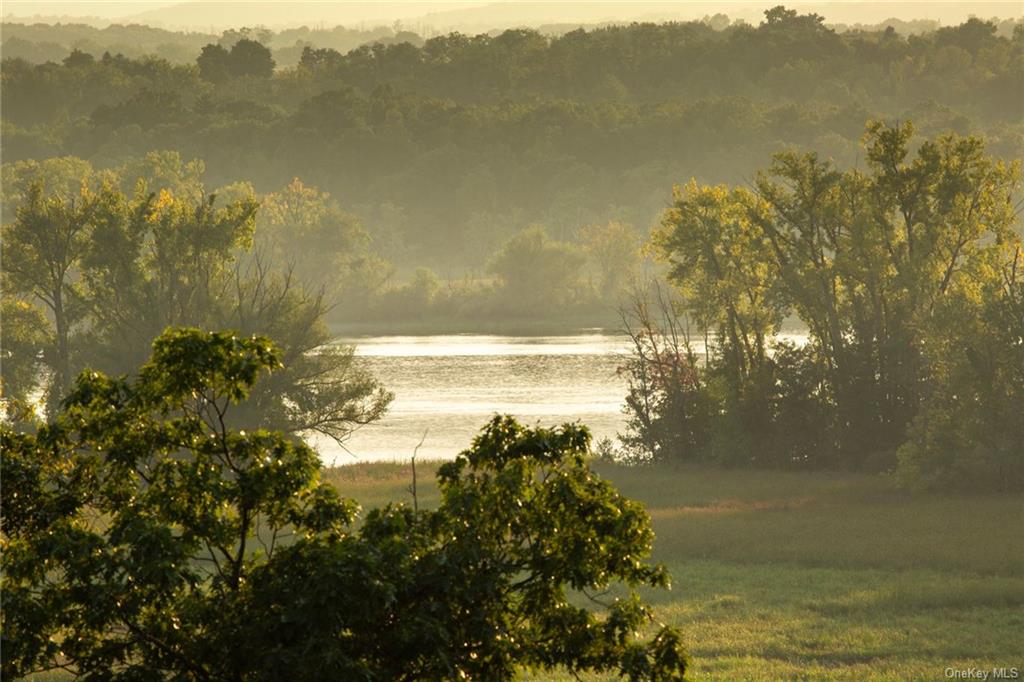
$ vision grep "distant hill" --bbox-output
[124,1,480,31]
[415,1,1024,32]
[5,0,1022,32]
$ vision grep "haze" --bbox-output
[4,0,1022,31]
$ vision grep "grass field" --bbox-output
[324,461,1024,680]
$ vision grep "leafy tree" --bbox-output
[197,43,232,83]
[256,177,373,290]
[0,296,50,411]
[229,38,275,78]
[897,245,1024,491]
[62,48,95,68]
[640,121,1022,481]
[1,181,93,411]
[652,181,784,462]
[81,184,258,374]
[751,121,1020,466]
[488,224,587,313]
[578,221,642,299]
[1,166,390,440]
[2,328,688,680]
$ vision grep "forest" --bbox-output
[3,9,1022,301]
[2,5,1022,680]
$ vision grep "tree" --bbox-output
[196,43,232,83]
[897,244,1024,491]
[0,296,49,411]
[642,121,1022,479]
[578,221,641,300]
[2,328,688,680]
[81,184,259,375]
[1,181,93,412]
[257,177,372,288]
[618,283,714,464]
[1,163,388,441]
[652,181,784,463]
[78,181,390,444]
[229,38,275,78]
[62,48,95,68]
[488,225,587,313]
[223,256,392,443]
[752,121,1020,467]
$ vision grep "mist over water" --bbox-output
[316,333,631,464]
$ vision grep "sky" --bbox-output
[3,0,1022,31]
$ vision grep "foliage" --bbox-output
[634,122,1022,488]
[1,328,687,680]
[579,221,643,299]
[197,39,275,83]
[896,247,1024,492]
[488,224,588,313]
[1,180,93,410]
[254,177,384,304]
[0,172,391,441]
[2,10,1021,273]
[0,296,50,410]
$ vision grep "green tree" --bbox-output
[81,184,258,374]
[0,296,49,411]
[578,220,642,300]
[653,180,785,463]
[1,181,93,411]
[257,178,373,287]
[2,328,688,680]
[229,38,275,78]
[196,43,231,83]
[643,122,1021,478]
[488,224,587,313]
[78,182,390,443]
[897,245,1024,491]
[752,121,1020,466]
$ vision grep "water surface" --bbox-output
[314,333,631,464]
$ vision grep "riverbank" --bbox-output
[324,461,1024,680]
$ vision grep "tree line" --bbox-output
[2,8,1021,272]
[619,121,1023,492]
[1,153,644,349]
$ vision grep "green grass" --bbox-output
[327,460,1024,680]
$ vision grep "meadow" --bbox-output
[324,462,1024,680]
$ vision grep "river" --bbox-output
[313,333,632,465]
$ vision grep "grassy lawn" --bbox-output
[325,461,1024,680]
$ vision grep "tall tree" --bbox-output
[646,121,1022,475]
[1,181,92,412]
[752,121,1021,464]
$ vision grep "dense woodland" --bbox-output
[3,9,1022,287]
